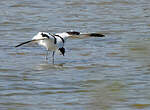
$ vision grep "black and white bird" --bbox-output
[15,31,104,64]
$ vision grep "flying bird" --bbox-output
[15,31,105,64]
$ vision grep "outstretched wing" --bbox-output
[15,31,105,48]
[80,32,105,37]
[15,32,56,48]
[58,30,104,39]
[65,31,105,38]
[15,39,44,47]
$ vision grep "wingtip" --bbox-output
[14,40,33,48]
[89,33,105,37]
[15,44,21,48]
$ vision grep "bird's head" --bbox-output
[59,47,65,56]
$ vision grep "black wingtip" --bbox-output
[15,43,24,48]
[15,40,33,48]
[89,33,105,37]
[15,45,20,48]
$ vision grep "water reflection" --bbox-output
[34,62,66,71]
[126,38,150,68]
[89,81,126,110]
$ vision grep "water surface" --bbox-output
[1,0,150,110]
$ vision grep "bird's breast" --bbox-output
[38,39,56,50]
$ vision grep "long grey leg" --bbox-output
[46,50,49,60]
[52,51,55,64]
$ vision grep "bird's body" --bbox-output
[32,32,67,50]
[16,32,72,64]
[15,31,105,64]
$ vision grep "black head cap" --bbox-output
[59,47,65,56]
[66,31,80,35]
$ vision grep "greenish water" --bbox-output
[1,0,150,110]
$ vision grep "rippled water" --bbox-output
[1,0,150,110]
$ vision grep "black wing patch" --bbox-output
[66,31,80,35]
[55,35,65,43]
[15,39,44,48]
[49,33,57,44]
[41,33,50,39]
[15,40,33,47]
[89,33,105,37]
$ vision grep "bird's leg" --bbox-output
[52,51,55,64]
[45,50,49,60]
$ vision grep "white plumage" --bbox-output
[16,31,71,64]
[15,31,105,64]
[32,32,68,51]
